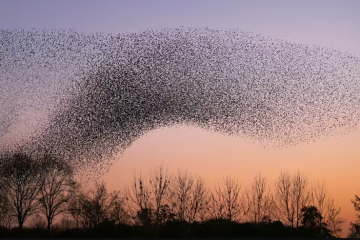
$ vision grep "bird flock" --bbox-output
[1,28,360,176]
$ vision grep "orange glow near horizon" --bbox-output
[98,125,360,236]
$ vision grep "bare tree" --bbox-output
[244,173,273,224]
[68,181,113,229]
[37,155,78,232]
[125,171,152,225]
[274,171,296,227]
[0,152,44,229]
[188,176,208,223]
[0,192,14,229]
[310,180,345,237]
[149,164,172,226]
[326,197,345,237]
[170,170,194,222]
[208,175,243,222]
[68,187,87,229]
[83,181,111,228]
[274,171,310,228]
[108,190,131,225]
[207,186,224,220]
[349,196,360,238]
[292,171,310,227]
[349,223,360,238]
[170,170,208,237]
[310,180,327,222]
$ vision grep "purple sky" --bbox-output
[1,0,359,56]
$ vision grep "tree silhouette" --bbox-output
[310,179,345,237]
[0,152,44,229]
[125,171,152,226]
[0,192,13,229]
[244,173,273,224]
[67,186,86,228]
[149,164,172,237]
[68,181,117,229]
[208,175,243,223]
[0,156,350,238]
[301,206,323,229]
[170,170,208,237]
[82,181,111,228]
[108,191,131,225]
[136,206,154,226]
[349,195,360,238]
[292,171,310,227]
[300,205,331,237]
[274,171,296,227]
[325,197,345,238]
[188,175,208,222]
[274,171,313,228]
[170,170,194,222]
[37,154,78,232]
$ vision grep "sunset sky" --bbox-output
[1,0,360,236]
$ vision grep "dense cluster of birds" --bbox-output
[1,28,360,177]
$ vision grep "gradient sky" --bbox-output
[1,0,360,235]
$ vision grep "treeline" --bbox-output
[0,152,359,238]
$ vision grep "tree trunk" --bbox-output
[47,218,51,232]
[18,220,23,230]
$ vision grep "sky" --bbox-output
[1,0,360,235]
